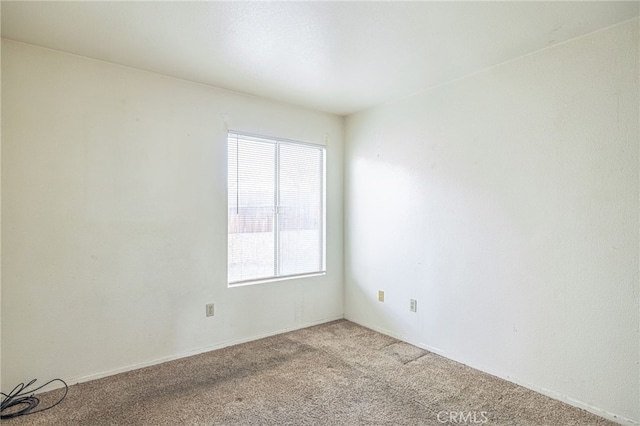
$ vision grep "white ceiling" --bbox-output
[2,1,638,116]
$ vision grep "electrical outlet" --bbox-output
[378,290,385,302]
[410,299,417,312]
[206,303,215,317]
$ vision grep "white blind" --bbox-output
[228,132,325,284]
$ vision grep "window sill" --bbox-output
[228,271,327,288]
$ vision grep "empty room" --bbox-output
[1,1,638,425]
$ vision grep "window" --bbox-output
[227,132,326,285]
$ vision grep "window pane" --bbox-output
[278,143,323,276]
[228,136,276,282]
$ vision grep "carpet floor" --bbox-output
[5,320,615,425]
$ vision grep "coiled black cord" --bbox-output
[1,378,68,419]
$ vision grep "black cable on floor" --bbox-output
[1,378,68,419]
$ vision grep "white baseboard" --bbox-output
[344,316,638,426]
[47,315,344,392]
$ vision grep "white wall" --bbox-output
[1,40,343,389]
[345,18,639,425]
[0,5,3,392]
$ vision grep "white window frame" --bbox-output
[227,131,326,286]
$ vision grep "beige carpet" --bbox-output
[5,320,614,425]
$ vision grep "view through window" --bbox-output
[227,132,326,285]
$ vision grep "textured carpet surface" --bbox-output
[5,320,614,425]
